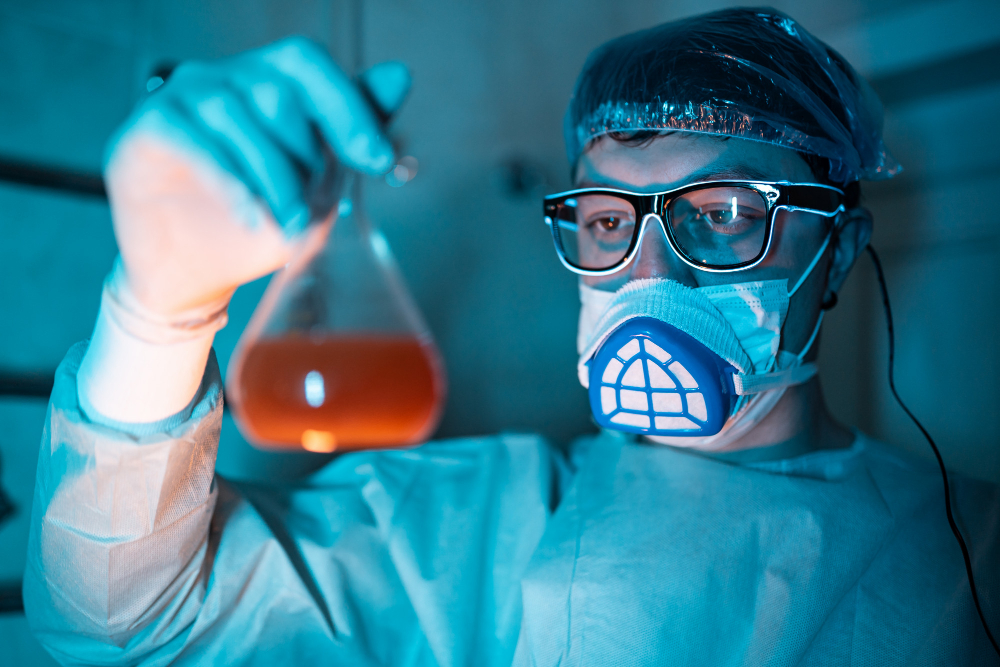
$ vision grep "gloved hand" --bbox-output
[79,39,410,424]
[104,37,410,325]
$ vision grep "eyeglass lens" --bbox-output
[551,186,770,270]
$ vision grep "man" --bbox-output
[23,8,999,665]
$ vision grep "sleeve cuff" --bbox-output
[63,341,223,441]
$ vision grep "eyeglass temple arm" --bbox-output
[776,185,845,215]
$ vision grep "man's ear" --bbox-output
[825,206,873,302]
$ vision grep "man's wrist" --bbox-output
[104,257,231,345]
[77,263,224,425]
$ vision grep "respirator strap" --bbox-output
[733,362,817,395]
[731,303,825,395]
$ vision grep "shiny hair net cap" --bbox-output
[565,7,901,184]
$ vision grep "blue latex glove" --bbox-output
[104,38,410,320]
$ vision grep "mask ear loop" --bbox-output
[764,227,834,373]
[796,310,824,362]
[782,213,841,364]
[788,229,833,298]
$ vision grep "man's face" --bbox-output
[575,132,835,357]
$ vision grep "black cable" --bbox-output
[867,246,999,657]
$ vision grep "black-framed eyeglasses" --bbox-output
[543,180,845,275]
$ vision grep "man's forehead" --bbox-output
[575,133,811,191]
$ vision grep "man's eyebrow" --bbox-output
[574,179,612,188]
[682,165,773,182]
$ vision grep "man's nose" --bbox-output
[628,215,699,287]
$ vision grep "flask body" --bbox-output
[227,187,445,453]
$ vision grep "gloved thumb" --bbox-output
[358,61,411,118]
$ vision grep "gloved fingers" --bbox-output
[358,61,412,117]
[118,97,253,208]
[255,37,395,175]
[172,82,310,234]
[229,63,325,174]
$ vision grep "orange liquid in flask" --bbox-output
[232,334,444,452]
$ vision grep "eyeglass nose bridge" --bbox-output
[622,211,684,270]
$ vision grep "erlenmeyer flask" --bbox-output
[226,179,446,453]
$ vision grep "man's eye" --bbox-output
[702,209,735,225]
[697,207,762,226]
[587,214,632,231]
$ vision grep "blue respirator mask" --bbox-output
[587,316,739,436]
[576,236,830,450]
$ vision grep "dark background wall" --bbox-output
[1,0,998,661]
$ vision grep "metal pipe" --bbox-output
[0,372,55,398]
[0,157,106,198]
[0,582,23,614]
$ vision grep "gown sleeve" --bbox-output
[23,341,238,665]
[23,342,556,667]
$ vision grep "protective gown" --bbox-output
[23,344,1000,665]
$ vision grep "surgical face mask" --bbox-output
[577,235,830,451]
